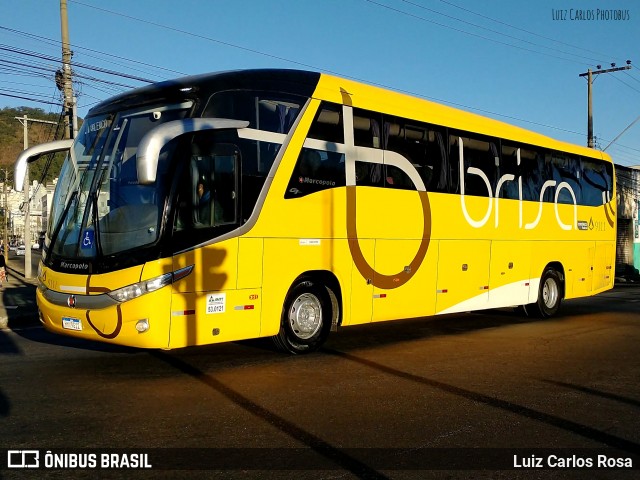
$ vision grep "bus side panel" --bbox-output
[238,237,263,289]
[168,289,261,348]
[260,238,353,337]
[488,241,532,308]
[172,238,239,293]
[169,238,251,348]
[566,242,595,299]
[347,238,374,326]
[435,240,491,314]
[592,241,615,293]
[372,239,438,321]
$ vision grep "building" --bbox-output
[0,178,57,247]
[615,164,640,281]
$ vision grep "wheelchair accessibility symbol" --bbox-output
[81,230,94,249]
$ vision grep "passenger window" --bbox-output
[353,108,382,148]
[450,133,498,197]
[285,148,345,198]
[383,115,446,191]
[307,102,344,144]
[355,161,383,187]
[384,164,415,190]
[582,159,612,206]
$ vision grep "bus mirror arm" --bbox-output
[136,118,250,184]
[14,139,74,191]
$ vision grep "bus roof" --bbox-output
[88,68,609,164]
[315,73,609,163]
[88,69,321,116]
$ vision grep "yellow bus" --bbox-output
[16,69,616,353]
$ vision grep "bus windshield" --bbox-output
[48,103,191,258]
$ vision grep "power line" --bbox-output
[0,92,61,105]
[0,25,186,78]
[434,0,624,62]
[395,0,606,64]
[363,0,603,65]
[1,2,637,159]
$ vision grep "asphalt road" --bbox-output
[6,248,41,276]
[1,288,639,479]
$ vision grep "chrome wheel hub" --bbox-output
[542,278,558,308]
[288,293,322,340]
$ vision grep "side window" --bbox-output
[204,90,304,134]
[550,151,582,205]
[285,148,345,198]
[519,147,544,201]
[384,164,415,190]
[307,102,344,144]
[285,102,346,198]
[384,115,447,191]
[499,144,520,200]
[355,161,383,187]
[174,135,238,232]
[450,133,499,197]
[353,108,382,149]
[582,159,612,206]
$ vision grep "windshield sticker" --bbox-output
[81,230,95,249]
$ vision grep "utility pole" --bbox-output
[59,0,76,139]
[3,168,8,259]
[14,115,58,279]
[579,61,632,148]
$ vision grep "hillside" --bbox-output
[0,106,69,186]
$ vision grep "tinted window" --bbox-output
[384,116,447,192]
[204,90,304,134]
[285,148,345,198]
[355,161,383,187]
[450,133,499,197]
[307,102,344,144]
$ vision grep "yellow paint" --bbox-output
[37,71,616,349]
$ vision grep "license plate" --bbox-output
[62,317,82,331]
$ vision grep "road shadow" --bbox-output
[322,348,640,456]
[11,325,142,354]
[538,378,640,409]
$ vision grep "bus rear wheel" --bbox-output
[273,279,332,354]
[528,268,563,318]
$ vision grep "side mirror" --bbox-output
[14,139,74,191]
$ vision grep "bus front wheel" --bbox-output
[273,279,332,354]
[528,268,563,318]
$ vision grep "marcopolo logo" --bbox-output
[8,450,40,468]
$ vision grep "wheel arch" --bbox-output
[289,270,343,329]
[544,261,565,299]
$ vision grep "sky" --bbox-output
[1,0,639,166]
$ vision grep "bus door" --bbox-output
[169,134,261,347]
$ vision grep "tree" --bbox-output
[0,107,69,186]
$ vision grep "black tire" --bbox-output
[527,268,563,318]
[272,279,332,354]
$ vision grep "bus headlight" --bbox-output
[108,272,172,303]
[106,265,193,303]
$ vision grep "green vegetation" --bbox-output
[0,106,69,186]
